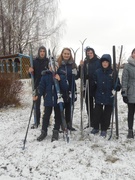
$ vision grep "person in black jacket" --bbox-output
[29,46,49,128]
[91,54,121,137]
[79,47,100,128]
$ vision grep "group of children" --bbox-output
[29,46,135,141]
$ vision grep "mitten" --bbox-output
[72,68,77,75]
[123,96,128,104]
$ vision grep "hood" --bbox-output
[100,54,112,68]
[38,46,47,58]
[127,56,135,67]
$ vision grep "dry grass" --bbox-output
[0,73,23,108]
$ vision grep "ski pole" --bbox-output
[22,102,34,150]
[108,45,123,140]
[70,47,79,133]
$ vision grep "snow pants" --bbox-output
[127,103,135,130]
[93,104,113,131]
[42,106,61,132]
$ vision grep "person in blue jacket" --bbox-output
[91,54,121,137]
[57,47,78,131]
[29,46,49,129]
[79,47,101,128]
[33,62,69,142]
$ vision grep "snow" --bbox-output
[1,71,135,180]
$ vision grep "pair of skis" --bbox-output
[48,49,69,143]
[109,45,123,140]
[80,38,87,137]
[70,47,79,132]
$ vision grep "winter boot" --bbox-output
[67,123,76,131]
[51,130,59,142]
[31,123,38,129]
[127,129,134,139]
[37,130,47,141]
[91,128,99,135]
[100,131,107,137]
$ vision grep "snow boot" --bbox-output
[100,131,107,137]
[67,123,76,131]
[91,128,99,135]
[31,122,40,129]
[37,130,47,141]
[51,130,59,142]
[127,129,134,139]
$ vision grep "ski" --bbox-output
[29,43,37,127]
[48,49,69,143]
[109,45,123,140]
[114,45,123,139]
[85,62,91,129]
[79,38,87,137]
[70,47,79,132]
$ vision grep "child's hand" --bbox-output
[80,60,84,65]
[33,96,38,101]
[55,74,60,81]
[29,67,34,74]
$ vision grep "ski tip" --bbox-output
[67,137,69,143]
[22,146,25,150]
[108,136,112,141]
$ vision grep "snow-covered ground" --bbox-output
[1,71,135,180]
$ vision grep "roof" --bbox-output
[0,53,30,59]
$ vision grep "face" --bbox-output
[86,50,94,59]
[39,49,46,58]
[132,51,135,59]
[62,49,71,60]
[102,61,109,68]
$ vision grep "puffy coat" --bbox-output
[38,70,69,107]
[83,56,101,97]
[94,54,121,105]
[122,56,135,103]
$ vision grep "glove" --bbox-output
[123,96,128,104]
[72,68,77,75]
[75,91,77,101]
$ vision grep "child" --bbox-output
[34,62,68,142]
[91,54,121,137]
[122,48,135,138]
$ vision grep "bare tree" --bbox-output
[0,0,64,55]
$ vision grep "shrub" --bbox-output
[0,73,23,108]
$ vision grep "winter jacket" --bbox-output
[38,69,69,107]
[94,54,121,105]
[57,59,78,103]
[33,57,49,89]
[79,56,101,97]
[122,56,135,103]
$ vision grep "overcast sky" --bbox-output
[58,0,135,64]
